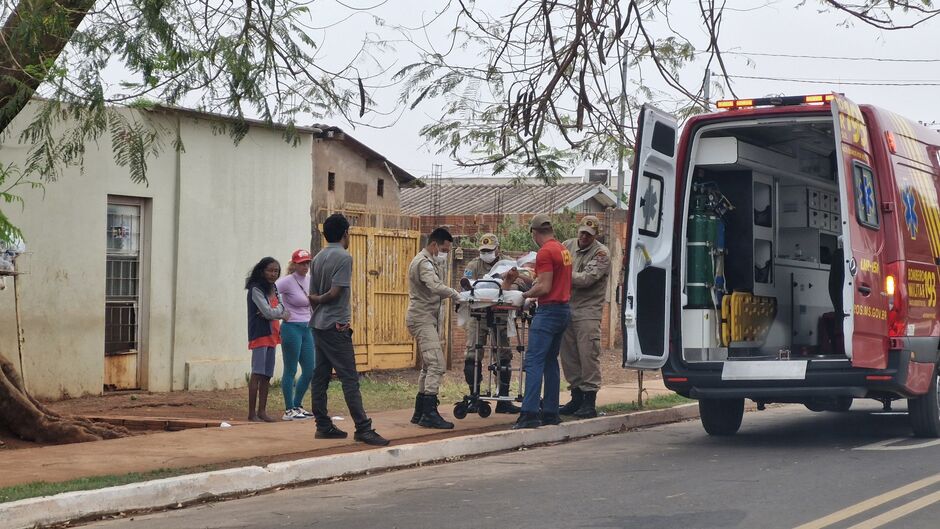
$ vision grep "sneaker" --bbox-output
[281,409,298,421]
[354,429,390,446]
[314,425,348,439]
[292,407,313,419]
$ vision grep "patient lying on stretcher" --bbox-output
[457,252,536,307]
[460,252,536,293]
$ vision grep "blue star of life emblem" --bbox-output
[903,187,918,239]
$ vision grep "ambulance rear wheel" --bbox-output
[699,398,744,436]
[453,402,469,420]
[832,397,853,412]
[909,370,940,438]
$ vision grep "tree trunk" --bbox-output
[0,351,128,444]
[0,0,96,133]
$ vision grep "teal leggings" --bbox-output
[280,322,315,409]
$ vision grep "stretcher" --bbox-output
[454,279,530,419]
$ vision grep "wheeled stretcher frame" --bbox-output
[454,280,530,420]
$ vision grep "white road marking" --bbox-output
[854,438,940,451]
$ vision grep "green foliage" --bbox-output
[596,393,692,414]
[0,164,43,243]
[0,467,217,504]
[0,0,372,241]
[460,210,581,253]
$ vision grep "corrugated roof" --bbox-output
[400,182,616,216]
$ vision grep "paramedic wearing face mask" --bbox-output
[461,233,521,414]
[407,227,462,429]
[559,215,611,419]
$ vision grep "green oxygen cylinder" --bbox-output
[687,192,719,308]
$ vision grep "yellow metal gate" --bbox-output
[341,227,420,371]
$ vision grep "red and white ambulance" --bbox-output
[622,94,940,436]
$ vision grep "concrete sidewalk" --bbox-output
[0,380,671,488]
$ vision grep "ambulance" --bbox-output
[621,94,940,436]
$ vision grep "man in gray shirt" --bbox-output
[308,213,388,446]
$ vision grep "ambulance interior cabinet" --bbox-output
[706,170,775,297]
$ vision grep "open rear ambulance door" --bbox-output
[623,105,679,369]
[831,94,889,368]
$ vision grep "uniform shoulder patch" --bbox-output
[464,269,474,278]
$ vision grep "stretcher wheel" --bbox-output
[478,401,492,418]
[453,402,469,420]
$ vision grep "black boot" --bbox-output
[540,412,561,426]
[410,392,423,424]
[418,394,454,429]
[495,360,520,414]
[559,388,584,416]
[573,391,598,418]
[513,412,541,430]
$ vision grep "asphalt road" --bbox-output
[87,401,940,529]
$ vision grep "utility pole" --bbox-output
[615,51,628,210]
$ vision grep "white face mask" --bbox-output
[435,252,448,264]
[480,252,497,264]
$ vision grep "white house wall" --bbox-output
[0,103,313,399]
[170,115,312,392]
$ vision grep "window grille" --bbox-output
[105,203,141,355]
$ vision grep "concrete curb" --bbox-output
[1,403,699,529]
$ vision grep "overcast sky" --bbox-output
[288,1,940,180]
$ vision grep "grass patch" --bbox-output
[0,467,217,504]
[213,376,477,418]
[597,393,693,415]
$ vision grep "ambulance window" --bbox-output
[652,122,676,157]
[852,163,879,229]
[637,172,664,237]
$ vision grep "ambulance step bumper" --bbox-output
[690,386,868,401]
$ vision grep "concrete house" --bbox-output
[0,103,416,399]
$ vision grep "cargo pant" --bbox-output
[409,320,446,395]
[464,318,513,394]
[560,318,602,392]
[464,319,513,364]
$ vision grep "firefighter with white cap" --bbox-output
[560,215,611,418]
[462,233,520,414]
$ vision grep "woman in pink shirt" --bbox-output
[275,249,316,420]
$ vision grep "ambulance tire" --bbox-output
[832,397,853,413]
[699,398,744,436]
[909,370,940,438]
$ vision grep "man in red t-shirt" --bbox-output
[515,214,573,429]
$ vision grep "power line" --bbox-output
[728,74,940,87]
[719,51,940,63]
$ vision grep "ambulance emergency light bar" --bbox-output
[716,94,834,110]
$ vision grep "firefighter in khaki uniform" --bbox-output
[559,216,611,418]
[462,233,520,414]
[407,227,461,430]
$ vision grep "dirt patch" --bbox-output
[0,350,653,451]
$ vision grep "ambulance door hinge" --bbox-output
[881,202,894,213]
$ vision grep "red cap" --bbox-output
[291,249,312,263]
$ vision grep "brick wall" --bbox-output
[421,211,625,238]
